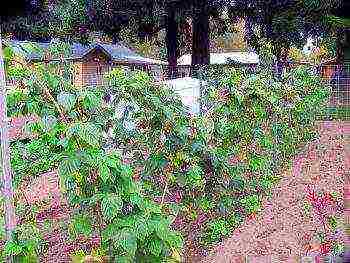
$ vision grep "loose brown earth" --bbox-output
[196,121,348,263]
[11,121,348,262]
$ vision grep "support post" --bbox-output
[166,4,178,79]
[0,29,16,263]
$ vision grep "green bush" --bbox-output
[102,65,329,246]
[4,43,183,262]
[4,40,330,259]
[200,217,231,245]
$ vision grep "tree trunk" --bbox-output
[275,46,288,79]
[111,34,120,45]
[0,29,16,263]
[345,29,350,61]
[336,29,345,64]
[166,5,178,79]
[138,0,155,41]
[191,0,210,77]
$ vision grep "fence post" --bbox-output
[0,29,16,263]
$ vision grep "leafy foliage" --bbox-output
[4,41,183,261]
[102,64,329,247]
[0,221,43,262]
[4,39,330,260]
[200,217,231,245]
[227,0,341,57]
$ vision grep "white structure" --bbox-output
[121,55,168,65]
[303,37,316,55]
[302,36,322,56]
[161,77,207,115]
[177,52,259,65]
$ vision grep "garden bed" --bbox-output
[195,121,348,262]
[2,56,337,261]
[13,119,347,262]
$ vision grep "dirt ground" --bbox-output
[13,121,349,262]
[200,121,349,263]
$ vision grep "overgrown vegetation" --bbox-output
[2,42,182,262]
[1,40,331,261]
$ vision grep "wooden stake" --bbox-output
[0,29,16,262]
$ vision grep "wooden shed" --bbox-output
[4,40,168,87]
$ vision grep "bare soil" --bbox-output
[13,121,348,262]
[197,121,348,263]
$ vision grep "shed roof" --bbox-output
[177,52,259,65]
[5,40,167,65]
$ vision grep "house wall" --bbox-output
[73,61,84,88]
[81,50,111,86]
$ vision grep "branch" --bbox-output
[7,59,68,123]
[160,179,168,206]
[42,86,68,123]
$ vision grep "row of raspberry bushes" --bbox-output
[2,43,183,262]
[101,65,330,247]
[3,41,330,260]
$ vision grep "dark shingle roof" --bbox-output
[6,40,167,65]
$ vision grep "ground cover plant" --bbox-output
[303,187,345,259]
[1,40,331,261]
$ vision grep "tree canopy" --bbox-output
[0,0,344,68]
[226,0,342,55]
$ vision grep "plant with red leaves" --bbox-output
[319,242,332,255]
[304,186,343,258]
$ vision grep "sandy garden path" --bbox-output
[200,121,349,263]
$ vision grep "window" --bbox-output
[87,73,97,86]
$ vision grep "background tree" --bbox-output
[1,0,343,76]
[326,1,350,63]
[225,0,342,73]
[1,0,236,72]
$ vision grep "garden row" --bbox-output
[0,42,331,262]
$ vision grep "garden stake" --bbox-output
[0,27,16,263]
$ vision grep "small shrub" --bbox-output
[200,217,231,245]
